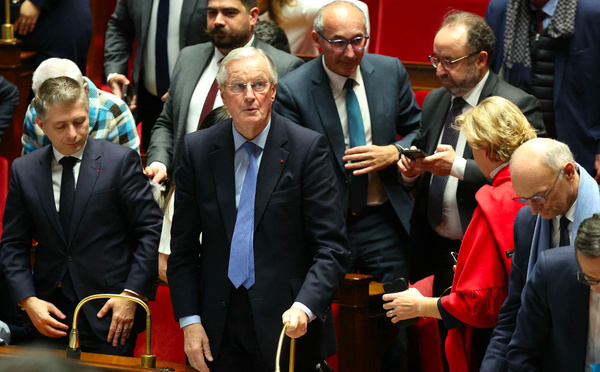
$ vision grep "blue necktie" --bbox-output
[427,97,467,229]
[345,78,368,213]
[155,0,170,97]
[228,142,260,289]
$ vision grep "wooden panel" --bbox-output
[405,61,441,92]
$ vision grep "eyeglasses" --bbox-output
[428,51,480,71]
[577,272,600,286]
[317,31,369,52]
[512,169,563,205]
[225,81,271,94]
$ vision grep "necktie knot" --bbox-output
[559,216,570,246]
[451,97,467,113]
[344,78,355,91]
[59,156,77,170]
[243,141,260,158]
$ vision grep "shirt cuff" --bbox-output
[107,73,119,85]
[292,302,316,322]
[124,289,148,302]
[0,320,11,345]
[450,156,467,180]
[179,315,202,329]
[149,161,168,173]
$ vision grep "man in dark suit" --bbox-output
[481,138,600,371]
[486,0,600,180]
[104,0,211,151]
[0,77,162,355]
[398,11,545,296]
[274,0,421,285]
[145,0,304,183]
[167,47,349,372]
[506,213,600,370]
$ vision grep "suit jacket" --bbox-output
[506,247,588,371]
[167,112,350,371]
[146,39,304,174]
[104,0,210,96]
[486,0,600,175]
[482,165,600,371]
[409,71,545,282]
[273,53,422,232]
[0,137,162,341]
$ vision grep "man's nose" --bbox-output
[435,63,447,78]
[214,12,225,26]
[342,43,356,59]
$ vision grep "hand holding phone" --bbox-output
[401,149,429,161]
[383,278,419,327]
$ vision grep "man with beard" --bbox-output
[398,11,545,299]
[144,0,303,183]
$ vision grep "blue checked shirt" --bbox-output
[22,77,140,154]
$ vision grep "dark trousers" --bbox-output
[137,85,165,153]
[346,202,409,372]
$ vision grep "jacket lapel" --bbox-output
[140,0,153,49]
[37,147,64,241]
[179,0,199,48]
[310,57,346,174]
[69,139,101,244]
[478,71,499,104]
[209,122,237,244]
[361,57,385,145]
[254,113,289,229]
[426,93,452,155]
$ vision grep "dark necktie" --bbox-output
[345,78,368,213]
[155,0,170,97]
[59,156,78,238]
[198,79,219,129]
[427,97,467,229]
[559,216,570,246]
[228,142,260,289]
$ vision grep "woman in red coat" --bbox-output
[385,96,538,371]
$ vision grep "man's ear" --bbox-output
[36,117,45,133]
[83,82,89,94]
[311,30,321,51]
[564,162,576,180]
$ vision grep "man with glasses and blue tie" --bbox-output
[274,2,421,370]
[398,11,545,301]
[481,137,600,371]
[167,47,349,372]
[505,212,600,371]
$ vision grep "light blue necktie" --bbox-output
[345,78,367,213]
[228,141,259,289]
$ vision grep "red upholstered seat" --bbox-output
[134,285,186,364]
[0,157,8,238]
[374,0,488,62]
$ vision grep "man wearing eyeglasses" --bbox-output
[167,47,349,372]
[144,0,303,184]
[505,212,600,371]
[399,12,545,299]
[274,2,421,370]
[481,138,600,371]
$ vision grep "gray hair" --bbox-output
[510,138,575,179]
[33,76,89,121]
[440,11,496,65]
[314,0,367,34]
[31,58,84,94]
[216,47,278,86]
[575,214,600,258]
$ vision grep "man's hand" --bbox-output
[97,292,137,347]
[144,165,167,183]
[108,74,130,99]
[20,296,68,337]
[382,287,423,323]
[282,307,309,339]
[419,144,457,176]
[14,0,41,35]
[343,145,399,176]
[397,145,425,178]
[161,92,169,103]
[183,323,213,372]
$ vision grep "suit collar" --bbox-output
[179,0,200,48]
[477,70,499,104]
[37,146,63,240]
[140,0,153,47]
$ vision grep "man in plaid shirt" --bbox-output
[21,58,140,155]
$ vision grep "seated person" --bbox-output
[384,96,537,371]
[21,58,139,154]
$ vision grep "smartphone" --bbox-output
[401,149,429,160]
[123,84,133,103]
[383,278,419,327]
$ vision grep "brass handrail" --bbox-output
[2,0,16,41]
[275,323,296,372]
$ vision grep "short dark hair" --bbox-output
[240,0,257,11]
[440,11,496,65]
[575,214,600,258]
[254,20,291,53]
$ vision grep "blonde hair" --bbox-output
[453,96,536,163]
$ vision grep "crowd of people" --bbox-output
[1,0,599,371]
